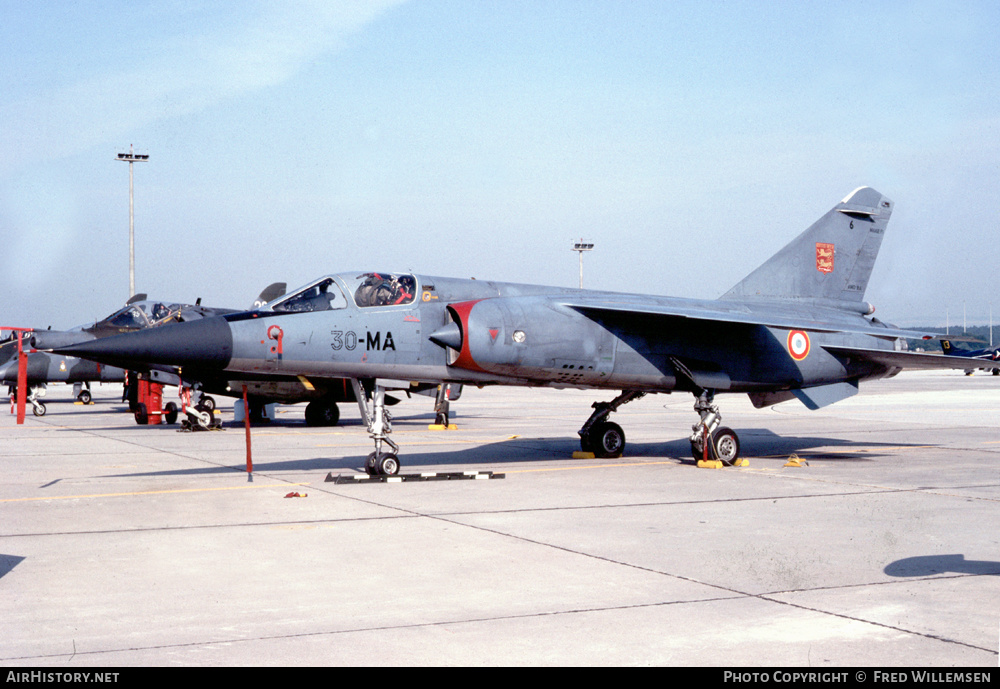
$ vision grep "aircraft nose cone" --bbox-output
[53,316,234,372]
[30,330,96,350]
[428,322,463,350]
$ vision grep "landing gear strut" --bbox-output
[178,387,220,431]
[688,390,741,465]
[13,385,47,417]
[73,382,92,404]
[434,384,451,427]
[352,379,400,476]
[577,390,645,458]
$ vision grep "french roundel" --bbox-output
[787,330,810,361]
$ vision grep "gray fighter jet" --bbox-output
[55,187,981,475]
[3,283,284,417]
[6,284,456,427]
[1,295,238,415]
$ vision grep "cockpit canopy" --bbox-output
[268,273,417,313]
[352,273,416,308]
[270,278,348,313]
[103,301,183,329]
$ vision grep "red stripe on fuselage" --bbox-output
[447,300,487,373]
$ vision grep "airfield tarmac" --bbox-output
[0,370,998,667]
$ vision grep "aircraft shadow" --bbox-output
[58,417,372,434]
[98,426,932,478]
[884,554,1000,577]
[723,428,929,463]
[0,554,25,581]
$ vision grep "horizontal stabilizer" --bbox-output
[748,390,797,408]
[749,381,859,409]
[791,381,859,410]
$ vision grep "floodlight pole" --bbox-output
[572,240,594,289]
[116,145,149,299]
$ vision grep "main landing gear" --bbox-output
[351,379,400,477]
[73,382,92,404]
[688,390,741,465]
[577,390,645,458]
[9,385,47,416]
[304,399,340,426]
[576,388,742,465]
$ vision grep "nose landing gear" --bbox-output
[352,379,401,477]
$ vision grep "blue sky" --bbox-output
[2,0,998,329]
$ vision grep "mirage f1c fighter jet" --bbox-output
[55,187,981,475]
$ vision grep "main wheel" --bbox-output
[32,401,47,417]
[713,427,740,465]
[199,395,216,411]
[305,400,340,426]
[77,389,92,404]
[589,421,625,458]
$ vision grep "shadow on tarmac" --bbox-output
[0,554,25,581]
[97,426,935,479]
[884,553,1000,577]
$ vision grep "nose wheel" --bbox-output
[365,452,400,477]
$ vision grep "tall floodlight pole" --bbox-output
[572,240,594,289]
[116,145,149,298]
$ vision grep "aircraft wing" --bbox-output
[563,300,941,342]
[823,345,994,371]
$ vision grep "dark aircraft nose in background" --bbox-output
[52,316,234,372]
[0,352,56,384]
[29,330,97,350]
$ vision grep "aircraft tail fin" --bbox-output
[253,282,287,309]
[941,340,955,355]
[720,187,893,306]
